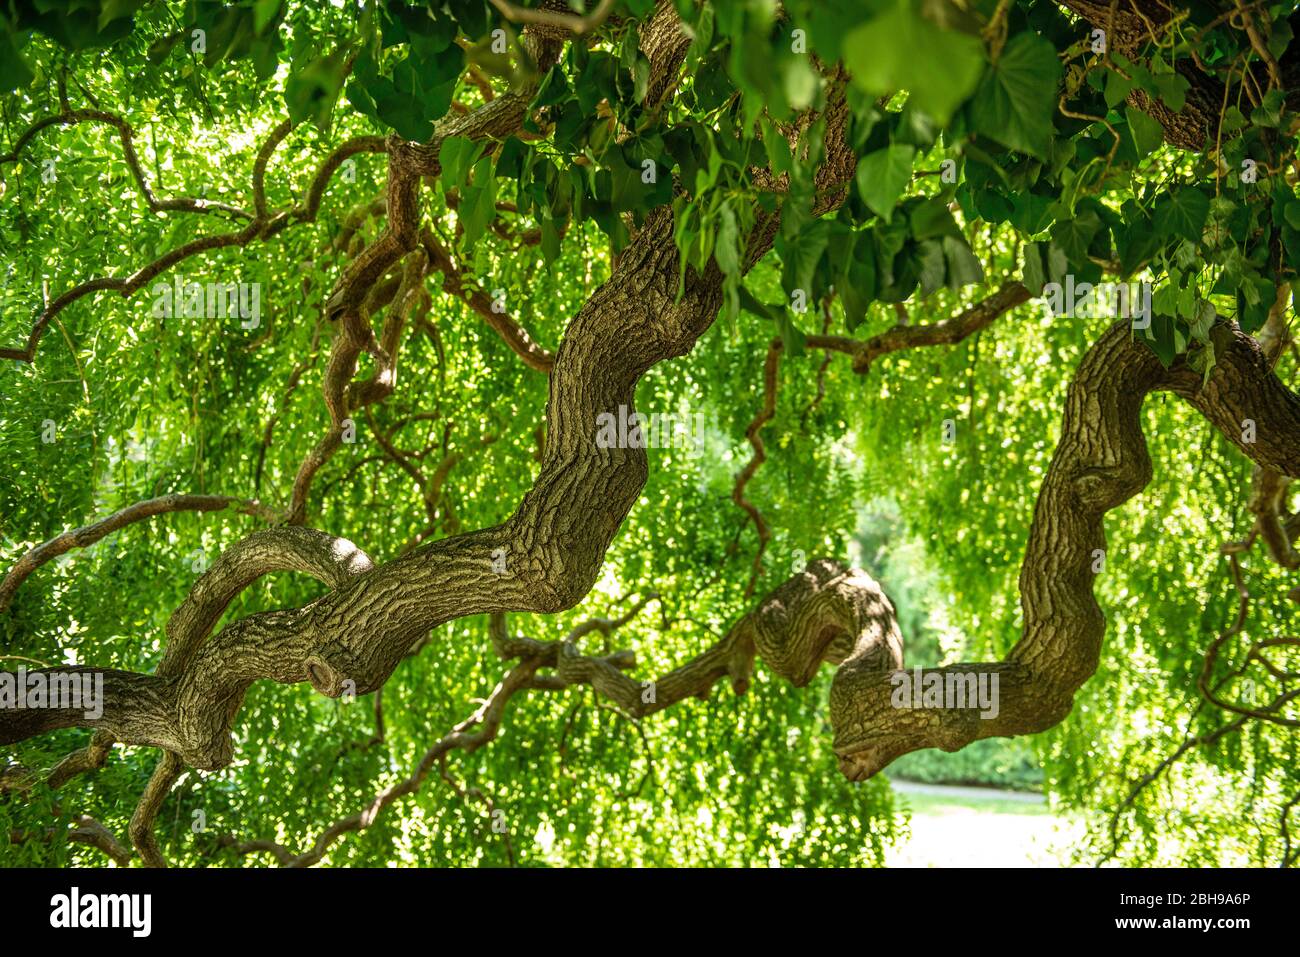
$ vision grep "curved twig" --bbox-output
[0,493,275,613]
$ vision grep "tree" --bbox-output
[1,0,1298,867]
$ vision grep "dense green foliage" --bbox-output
[2,0,1299,866]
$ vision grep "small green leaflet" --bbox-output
[1152,72,1188,113]
[917,240,947,295]
[253,0,283,34]
[1022,243,1046,294]
[856,144,915,222]
[1125,107,1164,160]
[439,136,482,191]
[285,47,351,128]
[942,236,984,288]
[715,203,742,277]
[540,216,562,264]
[833,231,877,331]
[777,218,830,300]
[1022,240,1068,293]
[459,156,497,248]
[1049,209,1102,266]
[1189,298,1216,342]
[1104,69,1133,108]
[1140,313,1180,368]
[1251,89,1286,129]
[737,286,806,356]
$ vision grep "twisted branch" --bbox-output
[0,493,275,612]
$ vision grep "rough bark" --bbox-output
[1054,1,1300,151]
[0,201,732,768]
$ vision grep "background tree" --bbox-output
[1,0,1299,867]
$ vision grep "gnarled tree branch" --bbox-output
[830,318,1300,780]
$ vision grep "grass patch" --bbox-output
[886,783,1085,867]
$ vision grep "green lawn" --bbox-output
[886,782,1087,868]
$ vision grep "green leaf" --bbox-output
[1008,191,1053,234]
[842,0,985,124]
[1049,209,1102,266]
[1187,340,1217,383]
[778,219,831,300]
[909,197,961,241]
[968,32,1062,159]
[1238,276,1275,333]
[439,136,482,191]
[776,310,807,356]
[540,216,562,264]
[834,231,877,330]
[738,285,780,322]
[715,202,742,276]
[1022,242,1046,294]
[855,144,916,222]
[532,66,569,108]
[1045,241,1069,286]
[942,236,984,288]
[761,117,792,176]
[1125,107,1164,160]
[1104,68,1133,109]
[1251,88,1286,129]
[969,186,1013,224]
[608,149,668,213]
[1152,187,1209,244]
[1152,72,1188,113]
[782,57,818,111]
[459,156,497,248]
[447,0,491,39]
[1117,225,1161,277]
[0,28,35,92]
[253,0,283,34]
[1189,298,1216,341]
[1140,313,1178,368]
[495,136,527,180]
[917,239,947,295]
[98,0,146,30]
[284,47,351,128]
